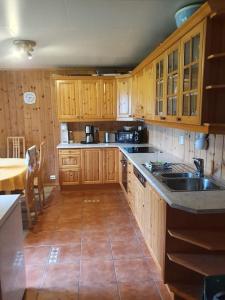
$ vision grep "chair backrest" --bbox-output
[38,141,46,172]
[26,145,38,171]
[24,167,35,209]
[7,137,25,158]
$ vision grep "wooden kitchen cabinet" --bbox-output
[58,149,81,168]
[132,71,145,119]
[117,76,132,120]
[55,77,117,122]
[103,148,119,183]
[59,168,81,185]
[101,79,117,120]
[80,79,102,120]
[56,80,80,121]
[154,54,166,121]
[165,43,180,122]
[81,149,103,184]
[179,21,205,125]
[143,63,155,120]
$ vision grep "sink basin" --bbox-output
[160,172,195,178]
[161,177,224,192]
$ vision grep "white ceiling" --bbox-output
[0,0,205,69]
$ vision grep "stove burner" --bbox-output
[123,147,159,153]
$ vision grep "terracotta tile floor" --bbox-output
[24,187,171,300]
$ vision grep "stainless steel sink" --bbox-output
[161,177,225,192]
[160,172,195,178]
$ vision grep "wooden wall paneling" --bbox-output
[0,72,9,157]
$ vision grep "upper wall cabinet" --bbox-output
[132,71,145,119]
[56,80,80,120]
[165,43,179,122]
[154,55,166,121]
[102,79,117,120]
[179,21,204,125]
[80,79,101,120]
[55,77,117,122]
[117,76,132,120]
[144,63,155,120]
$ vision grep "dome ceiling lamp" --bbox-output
[13,40,36,60]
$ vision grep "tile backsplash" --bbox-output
[146,124,225,181]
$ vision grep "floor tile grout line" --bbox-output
[108,238,121,300]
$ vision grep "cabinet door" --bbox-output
[165,43,180,122]
[56,80,80,121]
[149,187,166,271]
[154,55,166,121]
[133,177,145,232]
[58,150,81,168]
[144,63,155,120]
[117,77,132,119]
[133,71,145,118]
[81,149,103,184]
[179,21,205,125]
[102,79,116,120]
[80,80,101,120]
[59,168,80,185]
[103,148,119,183]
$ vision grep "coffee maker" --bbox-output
[81,125,95,144]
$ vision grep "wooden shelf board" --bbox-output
[206,84,225,90]
[168,229,225,250]
[168,283,202,300]
[168,253,225,276]
[207,53,225,60]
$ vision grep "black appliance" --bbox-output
[133,166,146,187]
[123,146,158,153]
[116,127,147,144]
[120,154,128,191]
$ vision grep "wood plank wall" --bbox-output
[0,70,60,184]
[147,125,225,181]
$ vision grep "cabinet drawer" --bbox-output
[59,149,81,155]
[59,168,80,185]
[59,150,81,168]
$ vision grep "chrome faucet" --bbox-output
[193,158,204,177]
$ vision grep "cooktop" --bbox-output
[123,147,158,153]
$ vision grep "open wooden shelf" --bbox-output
[168,283,202,300]
[168,229,225,251]
[207,52,225,60]
[206,84,225,90]
[168,253,225,276]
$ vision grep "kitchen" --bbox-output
[0,0,225,299]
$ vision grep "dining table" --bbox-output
[0,158,28,192]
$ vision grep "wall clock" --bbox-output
[23,92,36,104]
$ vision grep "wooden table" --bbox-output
[0,159,27,192]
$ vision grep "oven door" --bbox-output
[120,155,127,191]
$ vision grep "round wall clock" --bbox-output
[23,92,36,104]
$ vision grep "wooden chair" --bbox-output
[20,167,38,229]
[34,142,46,209]
[26,145,43,213]
[7,136,25,158]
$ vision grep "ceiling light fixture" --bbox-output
[13,40,36,60]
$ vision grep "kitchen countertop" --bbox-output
[57,143,225,214]
[0,194,20,227]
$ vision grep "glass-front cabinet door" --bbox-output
[165,44,179,122]
[179,21,205,124]
[155,55,166,120]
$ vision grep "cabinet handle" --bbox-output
[176,117,182,122]
[160,116,166,121]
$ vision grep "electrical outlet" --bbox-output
[50,175,56,180]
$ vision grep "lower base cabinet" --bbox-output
[59,148,119,185]
[126,162,166,273]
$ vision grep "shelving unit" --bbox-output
[168,253,225,276]
[207,52,225,60]
[205,84,225,90]
[168,229,225,250]
[168,283,202,300]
